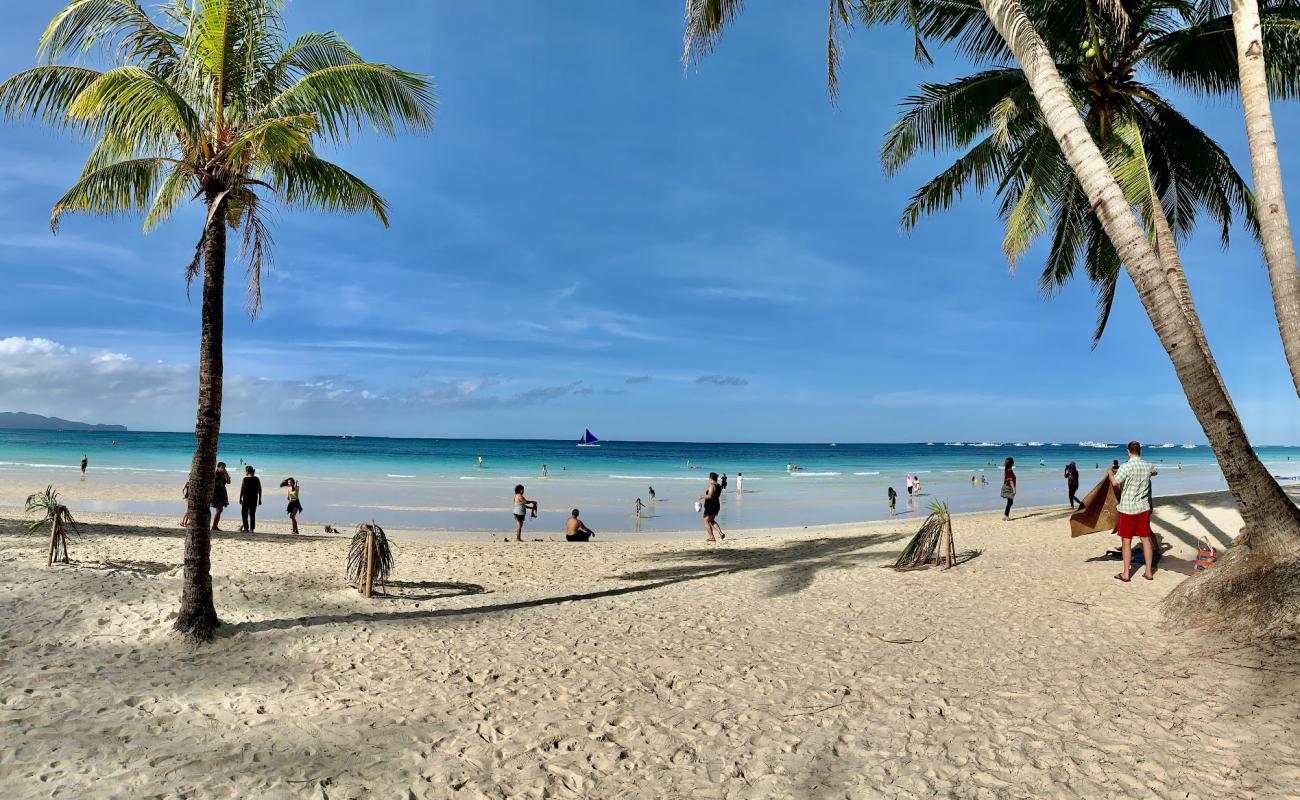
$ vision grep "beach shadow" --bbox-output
[224,570,734,636]
[372,580,487,602]
[0,515,336,545]
[73,559,174,576]
[615,531,913,599]
[223,531,912,636]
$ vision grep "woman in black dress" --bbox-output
[699,472,724,542]
[211,462,231,531]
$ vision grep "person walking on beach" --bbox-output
[180,482,191,527]
[211,462,231,531]
[699,472,724,542]
[512,484,539,542]
[283,477,303,535]
[1000,457,1017,521]
[80,454,88,480]
[1064,462,1082,510]
[565,509,595,542]
[238,466,262,532]
[1111,441,1158,582]
[887,486,897,515]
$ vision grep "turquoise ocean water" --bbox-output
[2,429,1297,538]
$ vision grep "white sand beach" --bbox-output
[3,487,1299,799]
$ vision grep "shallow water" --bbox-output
[2,429,1296,536]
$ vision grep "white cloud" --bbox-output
[0,336,588,431]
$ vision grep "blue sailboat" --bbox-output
[577,428,600,447]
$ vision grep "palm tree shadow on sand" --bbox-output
[226,531,914,636]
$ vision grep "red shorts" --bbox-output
[1117,510,1152,539]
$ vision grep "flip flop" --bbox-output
[1143,574,1154,581]
[1114,574,1131,583]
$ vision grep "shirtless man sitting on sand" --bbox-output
[565,509,595,542]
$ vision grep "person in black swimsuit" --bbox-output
[699,472,724,542]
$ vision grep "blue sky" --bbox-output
[0,1,1297,444]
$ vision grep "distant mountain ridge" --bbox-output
[0,412,127,432]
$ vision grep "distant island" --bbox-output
[0,411,127,433]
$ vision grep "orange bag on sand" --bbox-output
[1069,475,1121,537]
[1193,541,1218,574]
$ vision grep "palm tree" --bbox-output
[0,0,435,641]
[681,0,1300,559]
[1223,0,1300,397]
[878,0,1285,346]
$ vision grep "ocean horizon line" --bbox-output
[0,426,1255,448]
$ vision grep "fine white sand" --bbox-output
[3,488,1298,799]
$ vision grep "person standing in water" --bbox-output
[699,472,724,542]
[1111,441,1158,582]
[238,466,262,532]
[887,486,897,515]
[541,463,548,478]
[80,454,88,480]
[211,462,231,531]
[284,477,302,535]
[648,486,656,501]
[905,474,915,497]
[736,473,743,494]
[1064,461,1082,510]
[1000,457,1017,520]
[634,497,644,518]
[512,484,539,542]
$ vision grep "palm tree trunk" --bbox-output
[1232,0,1300,398]
[1146,197,1234,410]
[976,0,1300,556]
[174,196,227,641]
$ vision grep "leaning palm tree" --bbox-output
[681,0,1300,570]
[0,0,435,641]
[1218,0,1300,398]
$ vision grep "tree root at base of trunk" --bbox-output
[1162,547,1300,639]
[173,613,223,643]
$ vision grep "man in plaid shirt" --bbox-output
[1110,441,1158,582]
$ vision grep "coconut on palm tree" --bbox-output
[680,0,1300,568]
[0,0,435,641]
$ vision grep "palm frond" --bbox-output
[346,522,394,591]
[263,62,435,142]
[1143,7,1300,99]
[38,0,180,71]
[882,69,1028,175]
[67,66,204,155]
[0,66,102,127]
[267,155,389,225]
[227,113,316,171]
[899,133,1010,230]
[143,162,200,232]
[683,0,745,67]
[50,156,168,231]
[24,485,78,535]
